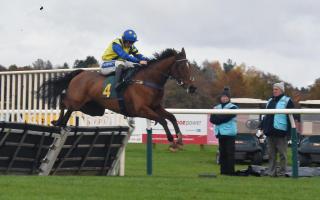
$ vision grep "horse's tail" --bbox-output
[38,69,84,106]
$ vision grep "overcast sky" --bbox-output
[0,0,319,88]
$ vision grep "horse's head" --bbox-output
[170,48,197,94]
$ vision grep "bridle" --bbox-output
[131,57,194,90]
[170,58,195,86]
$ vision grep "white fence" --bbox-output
[167,108,320,115]
[0,68,128,126]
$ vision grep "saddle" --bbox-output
[89,65,141,117]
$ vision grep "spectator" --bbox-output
[260,82,295,177]
[210,87,238,175]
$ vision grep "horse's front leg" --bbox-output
[138,106,177,152]
[155,107,183,149]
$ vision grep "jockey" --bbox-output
[101,29,149,90]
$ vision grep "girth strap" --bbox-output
[130,80,164,90]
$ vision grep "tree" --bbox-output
[57,62,69,69]
[63,62,69,69]
[8,64,18,71]
[307,78,320,99]
[163,62,215,108]
[223,59,236,73]
[32,59,45,70]
[74,56,99,68]
[84,56,99,68]
[0,64,6,71]
[202,60,221,81]
[32,59,52,70]
[20,65,33,71]
[45,60,53,69]
[73,59,86,68]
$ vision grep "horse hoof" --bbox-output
[176,136,184,150]
[176,142,184,150]
[169,146,178,152]
[169,143,178,152]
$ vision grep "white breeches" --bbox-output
[100,60,136,75]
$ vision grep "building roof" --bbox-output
[299,100,320,105]
[231,98,267,104]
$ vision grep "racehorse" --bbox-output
[38,48,196,151]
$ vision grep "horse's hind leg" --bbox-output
[51,94,74,127]
[51,95,66,126]
[59,109,73,127]
[155,107,183,149]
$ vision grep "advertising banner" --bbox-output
[130,114,217,144]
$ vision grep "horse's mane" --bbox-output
[133,48,178,73]
[148,48,178,65]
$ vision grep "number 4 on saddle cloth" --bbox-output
[101,68,137,98]
[101,75,118,99]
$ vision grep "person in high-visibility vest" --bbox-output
[101,29,149,90]
[260,82,295,177]
[210,87,238,175]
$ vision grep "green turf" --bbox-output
[0,144,319,200]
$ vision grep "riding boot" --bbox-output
[114,65,124,90]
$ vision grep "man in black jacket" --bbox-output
[260,82,295,177]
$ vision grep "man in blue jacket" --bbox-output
[210,87,238,175]
[101,29,149,90]
[260,82,295,177]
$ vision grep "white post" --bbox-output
[0,75,4,120]
[39,73,44,125]
[44,73,49,125]
[119,148,125,176]
[11,75,16,122]
[17,74,21,121]
[28,74,32,123]
[6,75,10,121]
[33,74,38,124]
[22,74,27,122]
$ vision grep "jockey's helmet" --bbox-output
[122,29,138,42]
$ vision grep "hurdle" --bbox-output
[0,122,131,176]
[0,69,132,176]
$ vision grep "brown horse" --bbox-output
[38,48,196,150]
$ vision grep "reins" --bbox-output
[131,57,190,90]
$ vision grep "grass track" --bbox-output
[0,144,319,200]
